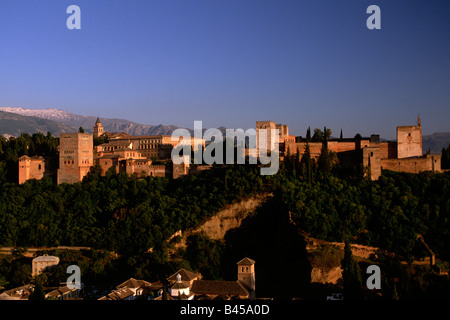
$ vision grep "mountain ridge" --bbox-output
[0,107,183,137]
[1,106,449,153]
[0,110,75,138]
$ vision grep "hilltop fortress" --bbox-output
[19,117,206,184]
[18,116,441,184]
[256,115,441,180]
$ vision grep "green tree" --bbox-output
[29,281,46,300]
[442,145,450,169]
[318,128,332,178]
[311,127,331,142]
[300,141,313,183]
[10,264,31,286]
[341,241,363,300]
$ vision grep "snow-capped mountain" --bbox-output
[0,106,183,137]
[0,107,82,122]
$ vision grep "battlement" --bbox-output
[256,121,276,129]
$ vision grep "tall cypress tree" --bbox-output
[300,141,313,183]
[442,145,450,169]
[318,127,331,177]
[341,241,363,300]
[306,127,311,142]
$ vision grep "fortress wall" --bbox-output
[285,140,363,158]
[381,154,441,173]
[285,142,323,157]
[370,141,397,159]
[328,141,357,153]
[148,164,168,177]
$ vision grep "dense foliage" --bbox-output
[0,164,268,256]
[0,131,449,299]
[442,144,450,169]
[277,167,450,261]
[0,132,58,183]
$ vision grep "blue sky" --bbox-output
[0,0,449,139]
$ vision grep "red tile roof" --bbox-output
[191,280,249,297]
[237,257,255,266]
[167,269,200,283]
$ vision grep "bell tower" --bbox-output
[237,257,255,298]
[93,117,104,138]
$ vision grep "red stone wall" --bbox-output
[381,154,441,173]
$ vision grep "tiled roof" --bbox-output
[46,289,62,298]
[117,278,151,289]
[237,257,255,266]
[19,155,45,160]
[171,282,189,290]
[103,287,135,300]
[191,280,249,297]
[45,286,75,299]
[107,132,133,140]
[2,284,35,300]
[167,269,200,282]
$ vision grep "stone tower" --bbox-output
[57,133,93,184]
[18,155,46,184]
[256,121,276,157]
[396,116,422,159]
[93,117,104,138]
[237,257,255,298]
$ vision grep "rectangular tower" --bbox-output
[397,125,422,159]
[237,257,255,298]
[18,155,46,184]
[256,121,276,157]
[57,133,93,184]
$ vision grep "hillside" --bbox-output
[0,110,75,137]
[169,193,271,252]
[423,132,450,154]
[0,107,182,137]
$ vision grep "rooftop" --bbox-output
[191,280,249,297]
[117,278,151,290]
[167,269,200,283]
[237,257,255,266]
[32,255,59,263]
[99,287,135,300]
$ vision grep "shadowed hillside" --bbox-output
[221,196,312,299]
